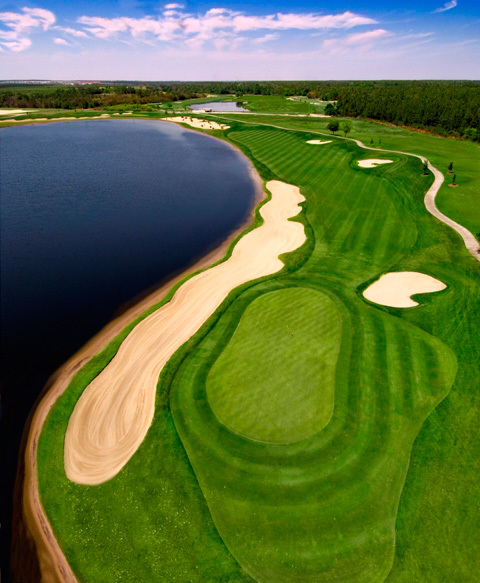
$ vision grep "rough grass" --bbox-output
[36,118,479,582]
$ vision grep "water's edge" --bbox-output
[11,119,265,583]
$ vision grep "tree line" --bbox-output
[1,80,479,140]
[333,81,480,141]
[0,81,347,109]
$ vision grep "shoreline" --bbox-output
[15,121,265,583]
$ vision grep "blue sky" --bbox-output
[0,1,479,79]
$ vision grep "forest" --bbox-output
[0,80,478,140]
[334,82,480,141]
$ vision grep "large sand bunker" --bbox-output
[162,116,230,130]
[358,159,393,168]
[363,271,446,308]
[306,140,332,145]
[64,181,306,485]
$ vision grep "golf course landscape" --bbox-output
[14,97,479,582]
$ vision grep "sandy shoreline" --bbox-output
[17,125,265,583]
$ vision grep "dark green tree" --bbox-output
[327,120,340,134]
[324,103,337,116]
[342,121,352,137]
[423,161,429,175]
[448,162,453,173]
[452,173,457,185]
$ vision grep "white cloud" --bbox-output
[53,37,70,46]
[434,1,457,13]
[77,8,377,49]
[0,6,55,51]
[324,28,392,54]
[400,32,435,40]
[345,29,392,45]
[252,33,280,44]
[55,26,88,38]
[0,6,378,53]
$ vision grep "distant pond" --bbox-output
[189,101,249,112]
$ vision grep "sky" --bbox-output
[0,1,479,80]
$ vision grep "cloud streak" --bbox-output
[323,28,392,54]
[434,1,458,13]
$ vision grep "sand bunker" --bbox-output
[306,139,332,145]
[64,180,306,485]
[363,271,446,308]
[162,116,230,130]
[358,159,393,168]
[0,108,33,116]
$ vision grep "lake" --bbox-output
[189,101,249,112]
[0,119,257,570]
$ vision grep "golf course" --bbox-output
[20,103,480,582]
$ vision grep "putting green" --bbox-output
[207,287,341,443]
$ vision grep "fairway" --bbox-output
[34,116,479,583]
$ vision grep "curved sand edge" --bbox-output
[20,132,265,583]
[358,159,393,168]
[306,139,332,145]
[64,180,306,485]
[0,114,112,124]
[363,271,446,308]
[162,116,230,130]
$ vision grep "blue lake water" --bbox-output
[189,101,249,112]
[0,119,257,561]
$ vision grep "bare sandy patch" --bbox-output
[0,118,49,123]
[306,139,332,145]
[77,114,111,119]
[163,116,230,130]
[358,159,393,168]
[64,180,305,485]
[363,271,446,308]
[0,108,34,116]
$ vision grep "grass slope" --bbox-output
[36,119,479,582]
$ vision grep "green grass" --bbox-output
[240,95,324,115]
[206,287,341,443]
[36,117,480,582]
[213,113,480,235]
